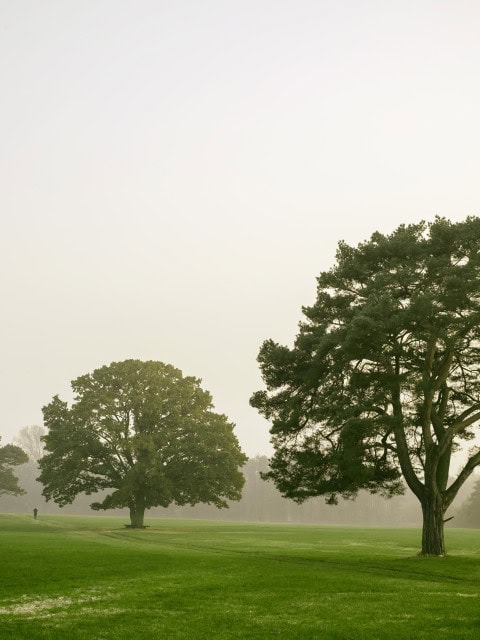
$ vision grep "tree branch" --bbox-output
[390,357,424,500]
[438,408,480,457]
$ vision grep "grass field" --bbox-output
[1,514,479,639]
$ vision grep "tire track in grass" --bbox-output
[95,530,480,589]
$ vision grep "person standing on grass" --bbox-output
[33,507,38,520]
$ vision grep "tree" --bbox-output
[38,360,247,527]
[454,478,480,528]
[251,217,480,556]
[14,425,46,463]
[0,436,29,496]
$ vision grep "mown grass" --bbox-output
[1,514,480,639]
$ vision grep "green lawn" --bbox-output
[1,514,479,639]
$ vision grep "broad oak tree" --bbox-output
[0,437,28,496]
[39,360,247,527]
[251,217,480,556]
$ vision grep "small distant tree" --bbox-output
[38,360,247,527]
[251,217,480,556]
[14,425,46,463]
[455,479,480,528]
[0,436,29,496]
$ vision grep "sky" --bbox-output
[1,0,480,459]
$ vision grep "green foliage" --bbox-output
[38,360,246,523]
[0,436,28,496]
[251,217,480,554]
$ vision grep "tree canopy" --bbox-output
[251,217,480,555]
[39,359,247,527]
[0,436,28,497]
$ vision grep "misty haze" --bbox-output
[2,1,480,638]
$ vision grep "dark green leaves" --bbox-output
[252,217,480,508]
[38,360,247,514]
[0,437,29,496]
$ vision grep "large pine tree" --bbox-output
[251,217,480,555]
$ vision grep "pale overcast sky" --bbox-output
[1,1,479,457]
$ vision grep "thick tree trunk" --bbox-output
[421,494,446,556]
[129,505,145,528]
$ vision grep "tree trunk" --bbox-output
[129,505,145,528]
[421,494,446,556]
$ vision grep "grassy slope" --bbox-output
[1,514,479,639]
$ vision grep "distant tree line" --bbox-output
[453,477,480,528]
[7,453,477,527]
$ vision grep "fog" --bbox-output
[2,1,480,462]
[3,457,477,528]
